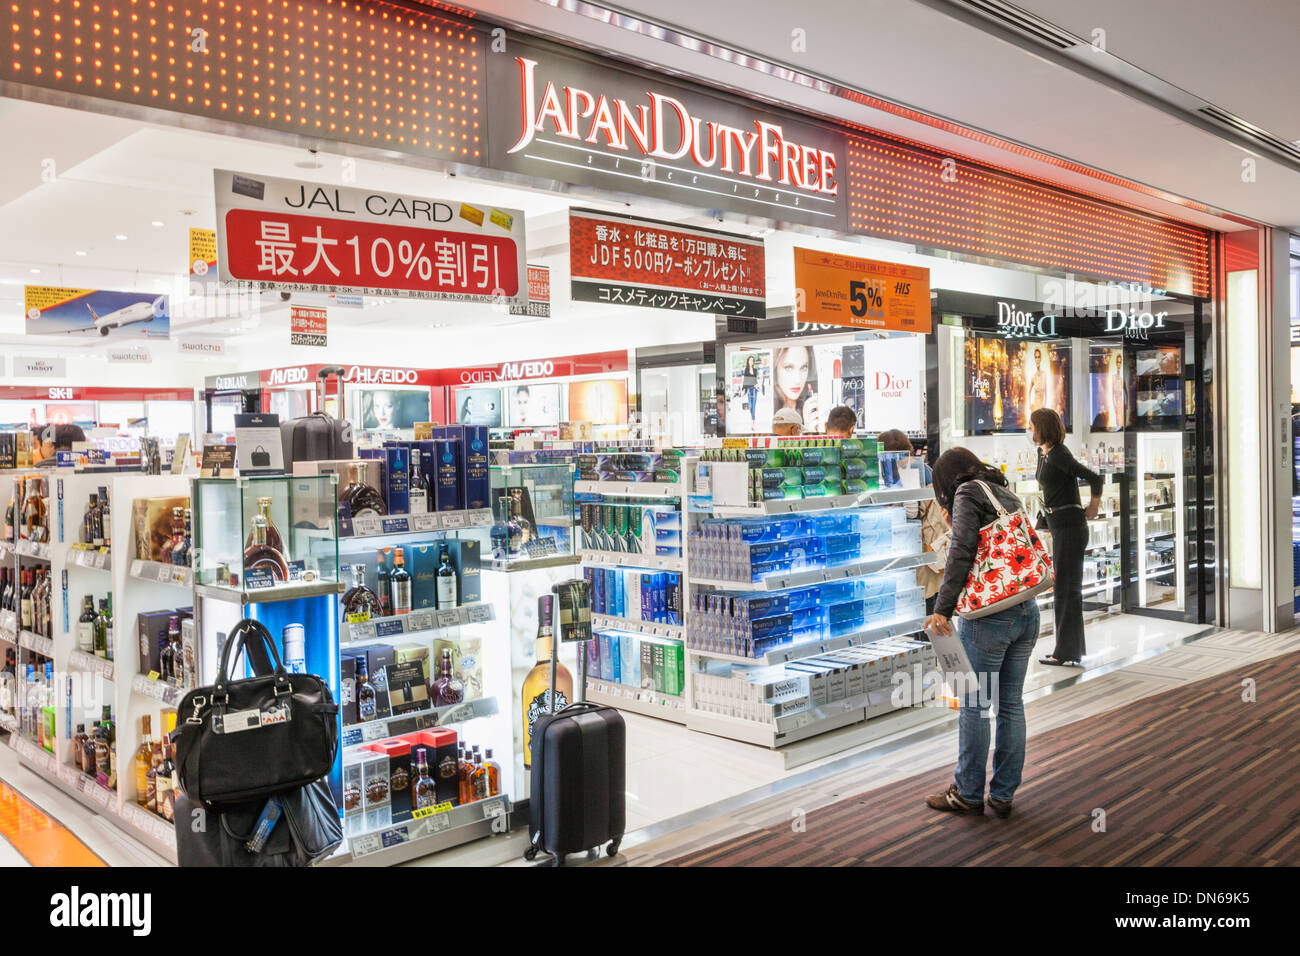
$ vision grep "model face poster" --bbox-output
[1134,345,1183,422]
[567,379,628,424]
[965,334,1070,433]
[772,344,821,432]
[1089,346,1129,432]
[729,349,773,434]
[355,387,431,430]
[454,387,504,427]
[508,383,560,427]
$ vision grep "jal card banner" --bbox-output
[569,209,766,318]
[214,169,527,307]
[290,305,327,347]
[25,286,170,339]
[793,247,930,333]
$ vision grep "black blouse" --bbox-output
[1036,444,1102,513]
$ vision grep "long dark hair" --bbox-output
[773,345,817,417]
[744,355,756,375]
[932,447,1007,512]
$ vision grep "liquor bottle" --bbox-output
[470,748,489,801]
[389,548,412,616]
[435,550,457,609]
[134,715,153,805]
[105,706,116,788]
[2,493,13,542]
[483,748,501,797]
[99,488,111,551]
[341,564,382,623]
[145,740,162,813]
[19,572,33,630]
[355,656,377,723]
[156,734,175,821]
[160,506,184,563]
[242,497,286,557]
[341,463,387,520]
[506,498,524,554]
[81,722,98,779]
[431,647,464,707]
[376,549,393,617]
[77,596,95,654]
[490,496,511,560]
[510,493,533,545]
[458,746,474,805]
[84,493,99,546]
[23,477,47,543]
[172,507,193,567]
[243,514,289,581]
[94,710,112,788]
[413,746,437,810]
[159,616,178,683]
[409,454,428,515]
[72,724,88,772]
[521,594,572,768]
[94,598,111,660]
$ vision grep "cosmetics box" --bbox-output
[340,654,359,725]
[444,538,480,605]
[180,617,198,690]
[408,543,442,610]
[366,739,414,824]
[361,753,391,831]
[416,728,461,806]
[136,609,174,677]
[433,637,483,702]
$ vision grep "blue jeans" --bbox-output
[953,599,1039,805]
[746,387,758,421]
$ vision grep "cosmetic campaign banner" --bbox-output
[569,208,766,318]
[25,286,171,340]
[214,169,528,307]
[289,304,328,347]
[510,265,551,317]
[189,227,218,292]
[793,247,930,334]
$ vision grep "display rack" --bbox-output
[1136,433,1185,612]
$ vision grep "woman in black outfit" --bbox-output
[1030,408,1102,666]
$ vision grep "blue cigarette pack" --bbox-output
[666,572,681,625]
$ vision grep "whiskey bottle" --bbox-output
[376,549,393,617]
[172,507,193,567]
[413,746,437,810]
[431,647,464,707]
[145,740,162,813]
[94,710,112,788]
[341,564,382,623]
[470,748,489,801]
[510,493,533,545]
[484,748,501,797]
[521,594,572,768]
[99,488,111,550]
[156,734,175,821]
[341,463,387,520]
[160,506,184,563]
[134,715,153,806]
[458,746,474,805]
[435,550,457,609]
[244,497,286,556]
[490,496,511,561]
[73,724,88,773]
[389,548,412,616]
[355,656,377,723]
[409,454,429,515]
[243,515,289,582]
[160,616,180,684]
[94,598,112,660]
[81,723,98,779]
[84,493,99,546]
[507,498,524,554]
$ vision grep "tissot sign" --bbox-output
[486,40,848,230]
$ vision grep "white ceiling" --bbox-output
[477,0,1300,231]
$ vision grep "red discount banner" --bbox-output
[569,209,766,318]
[215,170,527,305]
[289,305,328,348]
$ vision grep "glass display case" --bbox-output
[191,474,340,601]
[486,463,576,568]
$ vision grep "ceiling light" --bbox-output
[30,268,39,274]
[429,322,449,329]
[151,220,165,227]
[115,234,128,241]
[75,250,87,256]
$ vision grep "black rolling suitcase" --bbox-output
[525,594,624,866]
[280,365,354,467]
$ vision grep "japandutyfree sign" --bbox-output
[213,170,527,307]
[510,265,551,317]
[24,286,170,339]
[486,37,847,231]
[289,305,328,347]
[792,247,931,334]
[569,209,766,318]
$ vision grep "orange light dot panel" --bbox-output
[845,135,1211,298]
[4,0,481,161]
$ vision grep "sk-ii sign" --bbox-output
[997,301,1058,338]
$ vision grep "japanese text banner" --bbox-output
[569,209,766,318]
[793,247,930,333]
[214,169,526,305]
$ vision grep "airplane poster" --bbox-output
[25,286,171,339]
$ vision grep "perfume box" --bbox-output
[431,439,462,511]
[384,446,411,515]
[340,653,358,725]
[366,739,413,824]
[408,544,442,610]
[136,609,173,677]
[444,538,481,605]
[461,425,490,510]
[132,496,189,561]
[361,753,391,831]
[416,728,460,806]
[386,659,431,716]
[363,644,397,719]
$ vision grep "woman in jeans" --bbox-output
[922,447,1041,817]
[741,355,759,427]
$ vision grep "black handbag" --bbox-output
[250,445,271,467]
[174,780,343,867]
[172,618,339,809]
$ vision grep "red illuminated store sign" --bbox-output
[261,365,439,388]
[0,386,195,401]
[433,350,628,387]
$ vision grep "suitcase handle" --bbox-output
[316,366,347,418]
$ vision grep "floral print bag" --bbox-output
[955,481,1054,619]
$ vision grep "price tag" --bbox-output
[91,785,110,808]
[380,825,410,849]
[164,687,181,706]
[341,727,363,747]
[480,797,505,819]
[374,618,405,638]
[466,604,491,624]
[361,721,389,742]
[58,764,78,786]
[99,659,114,680]
[153,820,173,843]
[411,800,454,821]
[427,811,452,834]
[157,564,173,583]
[407,610,434,632]
[411,514,442,533]
[131,560,144,578]
[244,568,278,591]
[442,512,466,529]
[436,609,459,629]
[147,671,160,683]
[381,517,411,535]
[350,833,382,859]
[352,515,382,537]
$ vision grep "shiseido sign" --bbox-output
[344,366,419,385]
[486,39,848,230]
[459,360,555,384]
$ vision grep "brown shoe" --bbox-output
[986,796,1013,818]
[924,784,984,815]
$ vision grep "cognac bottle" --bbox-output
[341,463,387,520]
[243,515,289,582]
[342,564,382,623]
[244,497,286,556]
[520,594,572,768]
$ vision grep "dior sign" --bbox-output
[997,301,1057,338]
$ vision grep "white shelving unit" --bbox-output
[1136,432,1184,612]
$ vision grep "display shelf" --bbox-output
[1144,472,1176,479]
[585,679,686,722]
[333,794,511,866]
[131,672,184,707]
[1144,503,1176,513]
[1146,531,1176,542]
[0,541,12,561]
[579,549,683,572]
[341,508,494,538]
[66,547,113,571]
[0,712,16,734]
[1083,543,1119,554]
[16,540,50,560]
[1144,565,1177,579]
[18,630,54,657]
[129,559,192,589]
[691,550,935,592]
[0,610,16,643]
[710,486,934,518]
[194,579,345,605]
[68,649,115,681]
[688,614,927,666]
[574,479,682,497]
[343,603,495,645]
[590,614,685,642]
[340,695,500,749]
[483,554,578,573]
[1080,579,1120,599]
